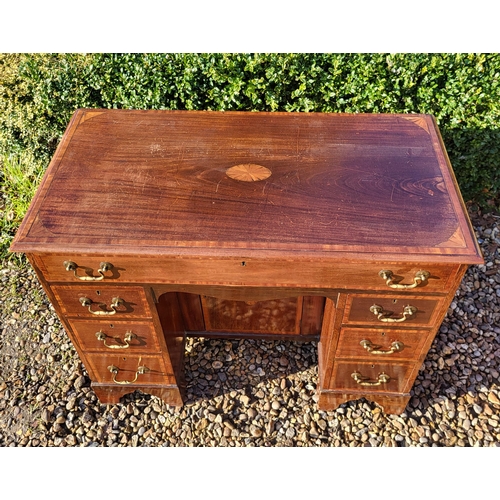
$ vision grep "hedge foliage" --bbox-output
[1,53,499,257]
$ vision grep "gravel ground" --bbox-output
[0,209,499,448]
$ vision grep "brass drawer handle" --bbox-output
[379,270,430,289]
[64,260,113,281]
[360,339,404,355]
[107,365,150,384]
[351,371,390,386]
[370,304,416,323]
[95,330,137,349]
[79,296,124,315]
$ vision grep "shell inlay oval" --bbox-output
[226,164,272,182]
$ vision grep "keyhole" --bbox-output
[96,290,101,296]
[241,261,246,267]
[393,299,398,304]
[381,332,386,336]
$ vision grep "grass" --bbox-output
[1,152,45,261]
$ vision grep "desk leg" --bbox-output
[317,388,411,415]
[151,291,186,407]
[92,384,184,407]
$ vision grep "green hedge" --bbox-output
[1,53,499,257]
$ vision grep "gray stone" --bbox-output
[74,376,86,390]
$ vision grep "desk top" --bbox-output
[11,109,482,263]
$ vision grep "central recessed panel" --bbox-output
[203,296,299,333]
[175,293,326,338]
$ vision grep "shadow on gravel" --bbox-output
[183,337,318,406]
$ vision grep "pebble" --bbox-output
[65,435,76,446]
[250,425,263,437]
[41,408,51,424]
[279,356,289,367]
[240,395,250,405]
[0,210,499,447]
[488,392,500,405]
[473,404,483,415]
[247,408,257,419]
[74,376,86,390]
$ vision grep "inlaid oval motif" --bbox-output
[226,164,272,182]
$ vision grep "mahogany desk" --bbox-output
[10,110,483,414]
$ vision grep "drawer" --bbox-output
[36,254,458,292]
[343,294,444,328]
[86,354,176,385]
[329,360,414,393]
[68,319,160,353]
[336,327,430,361]
[51,285,151,319]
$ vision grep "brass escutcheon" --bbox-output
[107,364,150,385]
[379,269,430,289]
[79,296,124,316]
[360,339,405,355]
[95,330,137,349]
[370,304,417,323]
[64,260,113,281]
[351,371,390,386]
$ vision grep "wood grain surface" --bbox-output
[343,294,443,327]
[68,319,161,353]
[335,327,430,361]
[36,254,460,289]
[86,353,175,385]
[328,360,414,393]
[11,110,482,263]
[51,285,151,319]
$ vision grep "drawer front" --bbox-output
[86,354,175,385]
[336,327,430,361]
[68,319,160,353]
[343,294,444,328]
[51,285,151,319]
[37,255,457,292]
[329,360,414,393]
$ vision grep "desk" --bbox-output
[10,110,483,414]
